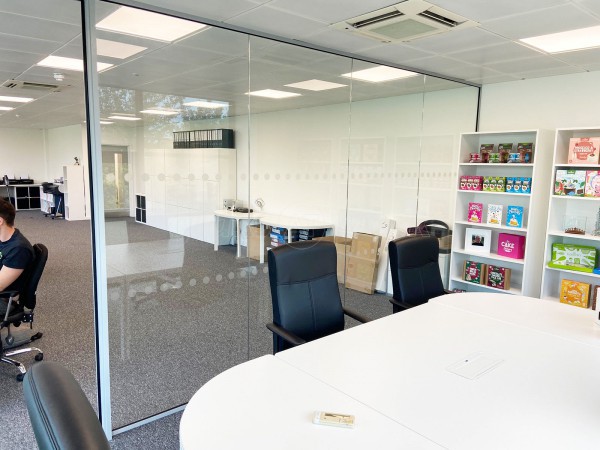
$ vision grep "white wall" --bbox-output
[45,124,86,180]
[0,128,46,181]
[479,71,600,131]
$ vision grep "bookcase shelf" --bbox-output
[450,130,554,297]
[173,129,234,149]
[541,126,600,305]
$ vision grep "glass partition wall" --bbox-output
[85,0,479,433]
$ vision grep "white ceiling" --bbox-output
[0,0,599,129]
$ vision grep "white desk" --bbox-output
[258,215,334,263]
[213,209,263,258]
[181,294,600,449]
[277,294,600,449]
[179,355,445,450]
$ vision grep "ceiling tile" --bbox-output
[268,0,400,24]
[226,5,327,38]
[0,0,81,25]
[552,47,600,66]
[483,55,572,73]
[575,0,600,16]
[405,28,508,54]
[362,43,434,64]
[447,42,542,65]
[0,12,80,42]
[304,28,383,54]
[427,0,569,23]
[464,74,520,84]
[134,0,261,21]
[511,66,586,80]
[483,3,600,39]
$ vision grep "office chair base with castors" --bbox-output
[1,329,44,381]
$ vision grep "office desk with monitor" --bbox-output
[180,293,600,449]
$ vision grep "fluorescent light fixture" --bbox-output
[100,120,114,125]
[97,7,207,42]
[108,115,142,121]
[37,55,113,72]
[183,100,229,109]
[0,106,14,111]
[246,89,301,99]
[140,109,180,116]
[520,25,600,53]
[97,39,146,59]
[341,66,418,83]
[0,95,33,103]
[285,79,347,91]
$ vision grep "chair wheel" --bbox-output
[13,322,21,327]
[5,335,14,345]
[35,354,43,361]
[16,373,24,382]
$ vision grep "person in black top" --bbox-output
[0,198,34,315]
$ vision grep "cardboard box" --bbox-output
[560,279,591,308]
[247,224,269,261]
[548,243,596,273]
[312,236,352,283]
[351,232,381,261]
[345,255,378,294]
[497,233,526,259]
[555,170,586,196]
[568,137,600,164]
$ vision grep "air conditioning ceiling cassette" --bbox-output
[331,0,478,43]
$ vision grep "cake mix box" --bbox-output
[560,279,591,308]
[568,137,600,164]
[463,260,486,284]
[468,202,483,223]
[549,243,596,272]
[487,204,503,226]
[505,205,524,228]
[585,171,600,197]
[486,265,511,290]
[497,233,526,259]
[517,142,534,163]
[555,170,586,196]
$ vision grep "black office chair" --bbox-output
[1,243,47,381]
[266,240,370,353]
[388,235,450,313]
[23,362,110,450]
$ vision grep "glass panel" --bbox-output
[247,38,354,357]
[95,2,250,428]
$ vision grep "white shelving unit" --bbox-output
[450,130,553,297]
[63,165,87,221]
[541,127,600,301]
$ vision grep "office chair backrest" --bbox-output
[23,362,110,450]
[389,235,445,308]
[268,240,344,352]
[19,243,48,310]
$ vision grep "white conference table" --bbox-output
[258,215,334,263]
[180,293,600,449]
[213,209,264,258]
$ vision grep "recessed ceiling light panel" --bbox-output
[285,79,347,91]
[97,7,207,42]
[140,109,180,116]
[341,66,418,83]
[183,100,229,109]
[246,89,301,99]
[520,25,600,53]
[0,95,33,103]
[108,115,142,121]
[37,55,113,72]
[97,39,147,59]
[0,106,15,111]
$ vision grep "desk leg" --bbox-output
[260,223,265,264]
[214,216,219,252]
[236,219,241,258]
[287,228,293,243]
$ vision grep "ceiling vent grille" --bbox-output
[332,0,478,43]
[2,79,61,92]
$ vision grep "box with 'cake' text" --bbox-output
[497,233,526,260]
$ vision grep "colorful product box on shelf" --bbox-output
[463,260,487,284]
[548,243,597,272]
[517,142,533,163]
[467,202,483,223]
[483,176,506,192]
[584,171,600,197]
[555,170,586,196]
[479,144,494,163]
[486,265,511,290]
[560,279,591,308]
[497,143,512,163]
[459,175,483,191]
[568,137,600,164]
[497,233,526,259]
[505,205,524,228]
[487,204,503,226]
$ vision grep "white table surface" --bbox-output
[179,355,445,450]
[277,294,600,450]
[213,209,263,258]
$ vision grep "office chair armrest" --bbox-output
[266,323,306,347]
[389,298,410,311]
[0,290,19,299]
[342,306,371,323]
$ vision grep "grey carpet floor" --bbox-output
[0,211,393,449]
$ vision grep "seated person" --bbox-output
[0,199,34,316]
